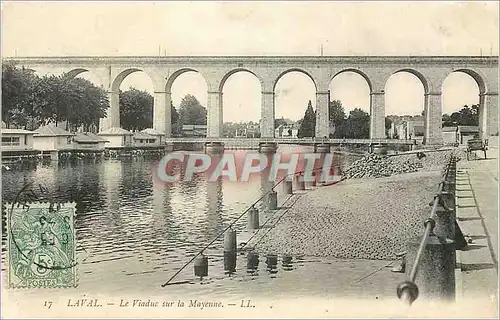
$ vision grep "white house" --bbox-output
[442,127,458,145]
[73,132,109,151]
[141,128,165,145]
[1,128,37,151]
[97,127,133,148]
[33,124,74,151]
[133,131,158,147]
[275,124,298,138]
[457,126,479,145]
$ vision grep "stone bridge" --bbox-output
[3,56,498,144]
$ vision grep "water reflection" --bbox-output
[266,254,279,276]
[205,178,224,239]
[223,252,237,276]
[246,251,259,275]
[1,146,359,291]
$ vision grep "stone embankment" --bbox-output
[254,150,460,261]
[342,149,465,179]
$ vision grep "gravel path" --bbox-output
[253,150,458,261]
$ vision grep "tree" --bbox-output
[171,102,180,136]
[329,100,346,138]
[178,94,207,126]
[1,63,40,128]
[119,88,153,131]
[65,76,108,131]
[343,108,370,138]
[2,64,108,131]
[442,105,479,127]
[385,117,393,138]
[275,117,288,129]
[297,100,316,138]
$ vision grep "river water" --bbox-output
[2,146,363,295]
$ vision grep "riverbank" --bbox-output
[253,150,457,260]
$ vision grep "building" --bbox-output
[141,128,166,145]
[33,124,74,151]
[457,126,479,145]
[442,127,458,145]
[391,119,424,142]
[73,132,109,151]
[97,127,134,148]
[1,128,37,152]
[275,124,298,138]
[132,131,158,147]
[181,125,207,137]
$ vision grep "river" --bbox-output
[2,145,359,294]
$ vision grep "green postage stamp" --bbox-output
[7,202,78,288]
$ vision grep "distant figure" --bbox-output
[416,152,426,160]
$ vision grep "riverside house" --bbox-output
[73,132,109,151]
[133,131,158,147]
[1,127,37,152]
[33,124,74,151]
[97,127,133,148]
[141,128,166,145]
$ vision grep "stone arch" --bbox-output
[331,68,373,92]
[273,68,318,92]
[449,69,486,94]
[218,68,263,92]
[165,68,207,93]
[392,68,429,94]
[111,68,154,92]
[65,68,89,79]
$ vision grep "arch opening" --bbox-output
[220,70,261,138]
[274,71,316,139]
[169,70,208,137]
[328,71,371,139]
[385,71,426,140]
[441,71,481,145]
[112,69,155,132]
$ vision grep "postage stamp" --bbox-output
[7,202,78,288]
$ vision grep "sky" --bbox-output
[2,1,498,122]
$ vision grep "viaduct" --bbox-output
[3,56,498,145]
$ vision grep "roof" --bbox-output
[141,128,165,136]
[34,124,74,137]
[1,128,37,135]
[442,127,457,132]
[409,121,424,127]
[97,127,133,135]
[458,126,479,133]
[73,132,109,143]
[133,132,155,140]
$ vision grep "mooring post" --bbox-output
[283,176,293,194]
[296,173,305,191]
[223,229,237,275]
[194,253,208,279]
[247,206,260,230]
[268,190,278,210]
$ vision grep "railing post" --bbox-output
[404,233,456,301]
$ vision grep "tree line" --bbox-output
[2,63,108,131]
[296,99,372,138]
[2,63,207,133]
